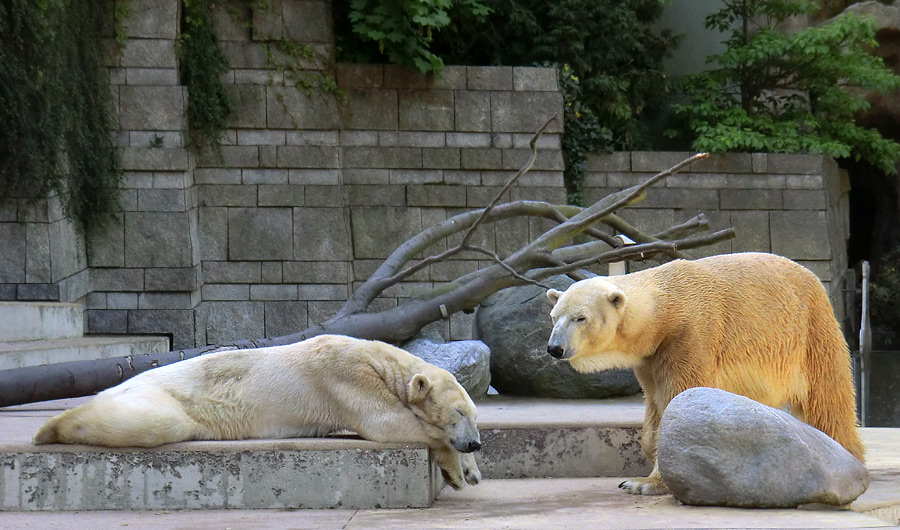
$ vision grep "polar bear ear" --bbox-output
[546,288,562,305]
[409,373,433,404]
[607,290,626,310]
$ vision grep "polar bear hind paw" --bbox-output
[618,477,669,495]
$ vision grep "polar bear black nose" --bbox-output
[547,345,564,359]
[467,441,482,452]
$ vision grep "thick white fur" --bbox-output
[34,334,482,489]
[547,252,863,495]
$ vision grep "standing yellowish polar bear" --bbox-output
[546,252,863,495]
[34,334,482,489]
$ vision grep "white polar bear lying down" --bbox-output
[34,334,482,489]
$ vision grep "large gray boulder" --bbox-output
[474,275,640,398]
[402,335,491,398]
[659,387,869,508]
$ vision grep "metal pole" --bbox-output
[859,261,871,427]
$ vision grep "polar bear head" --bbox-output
[546,277,636,373]
[407,370,481,453]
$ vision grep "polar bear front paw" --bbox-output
[618,477,669,495]
[461,452,481,486]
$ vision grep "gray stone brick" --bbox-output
[631,152,692,173]
[283,261,351,283]
[784,189,827,210]
[516,171,564,187]
[467,66,513,90]
[467,186,505,207]
[305,186,345,207]
[126,68,178,85]
[342,169,388,185]
[343,147,422,168]
[607,172,654,188]
[512,133,560,150]
[109,67,126,84]
[138,189,186,211]
[583,172,607,188]
[264,301,308,338]
[480,171,518,187]
[399,90,454,131]
[768,154,824,174]
[199,302,263,345]
[48,220,87,282]
[393,132,445,148]
[251,284,298,301]
[199,207,228,260]
[509,186,566,204]
[664,173,728,189]
[390,170,443,184]
[725,174,786,189]
[26,223,51,283]
[121,189,139,211]
[194,169,242,185]
[250,0,282,40]
[196,146,260,168]
[228,207,293,260]
[770,211,831,260]
[335,64,384,88]
[617,208,676,240]
[408,185,467,207]
[0,284,15,300]
[513,67,558,91]
[203,261,261,283]
[283,0,332,43]
[289,169,341,185]
[242,169,289,184]
[502,149,564,171]
[123,0,178,39]
[339,89,398,130]
[730,210,770,253]
[138,292,193,310]
[276,146,340,168]
[16,283,59,301]
[351,207,421,259]
[0,200,16,222]
[153,172,188,188]
[294,207,351,260]
[431,66,467,90]
[491,92,563,133]
[92,268,144,291]
[786,174,825,189]
[259,145,277,168]
[121,148,189,171]
[120,39,176,68]
[86,217,124,267]
[447,133,492,148]
[267,87,340,129]
[219,41,267,69]
[211,0,250,41]
[383,64,429,89]
[86,292,107,309]
[462,148,502,170]
[238,130,286,146]
[752,153,768,173]
[423,148,461,170]
[287,130,340,146]
[132,132,184,150]
[261,261,283,283]
[145,267,198,291]
[298,284,348,300]
[87,310,128,334]
[224,85,267,129]
[347,185,405,206]
[108,292,139,309]
[198,185,257,207]
[258,185,305,206]
[124,212,194,268]
[492,133,513,149]
[340,131,378,146]
[202,284,250,301]
[720,189,783,210]
[119,86,184,131]
[124,172,154,189]
[692,153,752,173]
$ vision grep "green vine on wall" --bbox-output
[0,0,122,231]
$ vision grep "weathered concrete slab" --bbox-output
[0,335,170,370]
[0,302,82,342]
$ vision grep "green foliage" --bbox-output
[669,0,900,174]
[0,0,122,231]
[871,247,900,347]
[179,0,234,146]
[333,0,490,74]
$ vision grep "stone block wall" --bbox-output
[0,0,851,348]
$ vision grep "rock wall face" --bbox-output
[0,0,850,348]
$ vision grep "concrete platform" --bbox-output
[1,395,899,528]
[0,302,82,342]
[0,335,172,370]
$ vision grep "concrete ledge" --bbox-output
[0,335,171,370]
[0,438,441,511]
[0,302,82,342]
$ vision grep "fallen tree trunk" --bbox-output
[0,116,733,407]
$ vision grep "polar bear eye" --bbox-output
[573,316,586,323]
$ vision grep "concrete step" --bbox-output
[0,302,83,342]
[0,335,171,370]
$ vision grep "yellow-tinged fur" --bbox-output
[547,252,862,495]
[33,335,482,489]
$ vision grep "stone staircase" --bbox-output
[0,302,169,370]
